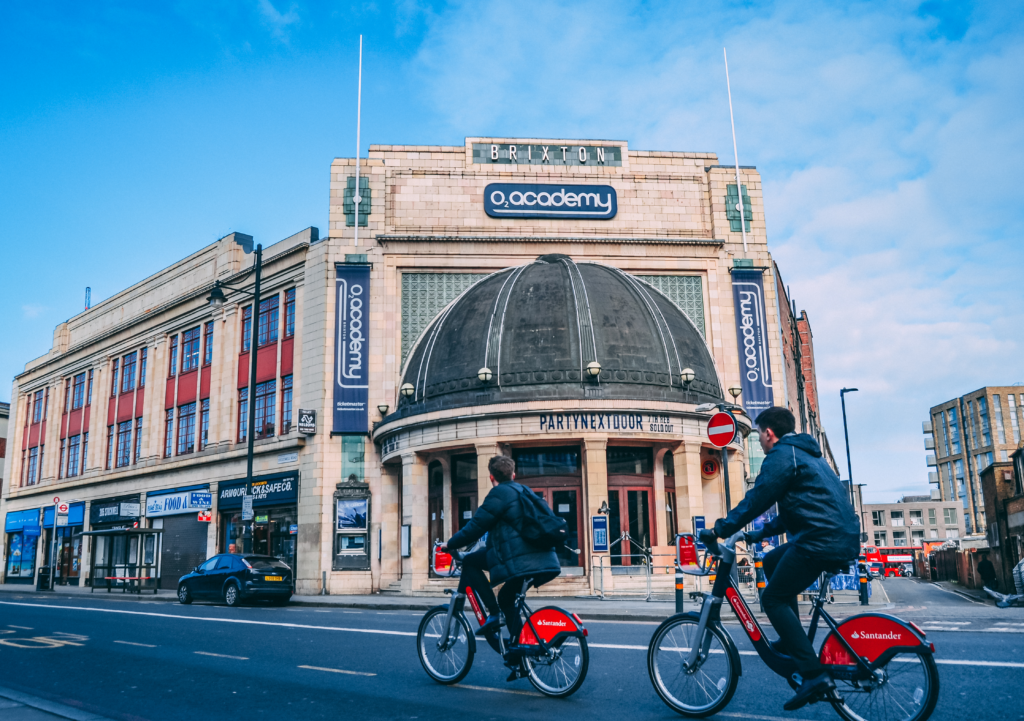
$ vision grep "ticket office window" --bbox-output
[451,454,478,533]
[514,447,583,568]
[607,447,656,566]
[335,498,369,570]
[42,526,83,584]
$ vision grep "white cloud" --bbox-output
[21,304,46,319]
[256,0,300,43]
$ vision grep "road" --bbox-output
[0,578,1021,721]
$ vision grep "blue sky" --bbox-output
[2,1,1022,502]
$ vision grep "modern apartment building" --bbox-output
[862,495,966,548]
[923,386,1024,537]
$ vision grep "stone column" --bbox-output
[439,456,453,539]
[400,452,429,592]
[582,437,608,596]
[80,501,92,585]
[653,447,669,547]
[475,443,500,507]
[378,463,401,588]
[674,441,704,533]
[726,444,747,515]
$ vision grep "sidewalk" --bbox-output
[0,686,114,721]
[0,582,884,623]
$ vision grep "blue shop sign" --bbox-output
[219,472,299,511]
[484,183,617,220]
[146,488,212,518]
[43,502,85,528]
[5,509,41,533]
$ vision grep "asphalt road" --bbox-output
[0,581,1021,721]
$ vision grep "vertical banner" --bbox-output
[334,264,370,433]
[731,270,775,418]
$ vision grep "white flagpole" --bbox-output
[354,35,363,247]
[724,48,748,254]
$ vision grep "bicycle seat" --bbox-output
[824,564,849,576]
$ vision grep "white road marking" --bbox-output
[298,665,376,676]
[114,640,157,648]
[8,626,33,630]
[453,684,541,697]
[933,659,1024,669]
[195,651,248,660]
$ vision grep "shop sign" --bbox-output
[472,143,623,167]
[146,489,212,518]
[255,514,269,524]
[277,452,299,464]
[298,409,316,435]
[90,497,141,525]
[289,524,298,535]
[592,516,609,553]
[485,183,617,220]
[538,412,675,433]
[242,495,254,521]
[731,270,775,416]
[218,473,299,510]
[5,509,41,533]
[197,511,212,522]
[333,264,370,433]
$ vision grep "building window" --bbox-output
[943,508,957,525]
[134,418,143,463]
[116,421,132,468]
[33,389,44,423]
[63,378,71,413]
[892,531,907,547]
[121,351,137,393]
[86,370,94,405]
[177,402,197,455]
[948,408,961,454]
[871,510,884,526]
[203,321,214,365]
[911,530,924,545]
[726,183,752,232]
[873,531,887,546]
[257,295,279,347]
[909,510,923,526]
[139,348,147,388]
[945,528,960,539]
[72,372,86,410]
[26,446,39,486]
[241,306,252,352]
[111,359,119,396]
[343,175,370,226]
[928,508,936,525]
[400,273,486,362]
[66,435,81,478]
[929,528,938,539]
[238,387,249,443]
[1009,395,1021,444]
[937,414,949,456]
[58,439,66,479]
[81,432,88,474]
[281,375,293,433]
[994,394,1007,444]
[1001,449,1008,462]
[168,334,179,376]
[946,462,955,499]
[978,397,991,446]
[199,399,210,450]
[284,288,296,337]
[164,410,174,457]
[255,380,276,439]
[181,326,201,372]
[106,425,114,469]
[890,510,904,527]
[636,275,706,337]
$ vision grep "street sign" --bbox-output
[242,494,254,521]
[707,412,736,448]
[56,515,69,526]
[693,515,707,549]
[298,409,317,435]
[56,502,70,515]
[677,534,698,566]
[591,516,609,553]
[197,510,212,522]
[52,496,61,504]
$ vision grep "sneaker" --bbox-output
[783,671,835,711]
[476,614,500,636]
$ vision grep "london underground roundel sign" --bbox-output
[707,412,737,448]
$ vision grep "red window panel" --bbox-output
[177,370,198,405]
[281,337,294,376]
[256,345,277,384]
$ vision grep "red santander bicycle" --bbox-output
[416,542,589,697]
[648,532,939,721]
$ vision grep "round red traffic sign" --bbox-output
[52,496,61,504]
[707,412,737,448]
[57,502,70,514]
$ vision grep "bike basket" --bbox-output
[819,613,928,665]
[433,547,454,576]
[518,607,585,645]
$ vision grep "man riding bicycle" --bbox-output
[442,455,561,680]
[702,406,860,711]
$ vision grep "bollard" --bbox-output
[675,565,686,614]
[754,548,766,614]
[859,563,869,606]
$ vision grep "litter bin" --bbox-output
[37,566,52,591]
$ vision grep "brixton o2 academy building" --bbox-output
[2,138,834,597]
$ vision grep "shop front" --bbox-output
[41,502,86,586]
[218,471,298,578]
[146,486,213,589]
[4,509,41,584]
[87,494,143,587]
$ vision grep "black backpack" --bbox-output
[514,485,568,549]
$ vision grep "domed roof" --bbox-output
[393,254,723,419]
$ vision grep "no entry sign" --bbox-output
[707,412,737,448]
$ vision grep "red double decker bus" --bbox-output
[861,545,917,577]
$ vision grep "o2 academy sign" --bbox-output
[485,183,617,220]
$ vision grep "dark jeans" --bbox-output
[458,548,499,616]
[761,543,835,678]
[500,571,560,643]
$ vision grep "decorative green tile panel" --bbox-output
[725,184,752,232]
[636,275,705,338]
[401,273,487,363]
[343,176,370,227]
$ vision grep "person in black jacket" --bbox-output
[705,406,860,711]
[444,455,561,657]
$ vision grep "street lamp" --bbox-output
[586,361,602,378]
[840,388,859,508]
[400,383,415,398]
[477,367,493,383]
[680,368,695,385]
[377,404,389,416]
[207,237,263,539]
[728,386,742,400]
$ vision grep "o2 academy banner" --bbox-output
[731,269,775,418]
[334,264,370,433]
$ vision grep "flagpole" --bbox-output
[724,48,748,254]
[354,35,363,247]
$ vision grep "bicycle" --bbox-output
[648,531,940,721]
[416,542,590,697]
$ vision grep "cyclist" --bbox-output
[442,455,561,679]
[702,406,860,711]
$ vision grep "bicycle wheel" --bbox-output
[830,652,939,721]
[522,635,589,698]
[647,614,739,717]
[417,606,476,684]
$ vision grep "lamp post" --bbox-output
[840,388,858,508]
[208,238,262,546]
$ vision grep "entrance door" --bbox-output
[608,488,654,566]
[428,463,444,545]
[532,488,580,567]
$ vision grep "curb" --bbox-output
[0,686,114,721]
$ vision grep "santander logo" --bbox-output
[850,631,902,641]
[536,619,568,628]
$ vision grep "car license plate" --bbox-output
[265,576,283,582]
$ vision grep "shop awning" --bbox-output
[75,528,164,537]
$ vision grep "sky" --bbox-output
[2,1,1022,502]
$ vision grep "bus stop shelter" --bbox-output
[76,527,163,594]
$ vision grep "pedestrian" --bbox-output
[978,554,998,591]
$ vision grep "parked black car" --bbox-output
[177,554,292,606]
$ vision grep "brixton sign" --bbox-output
[484,183,617,220]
